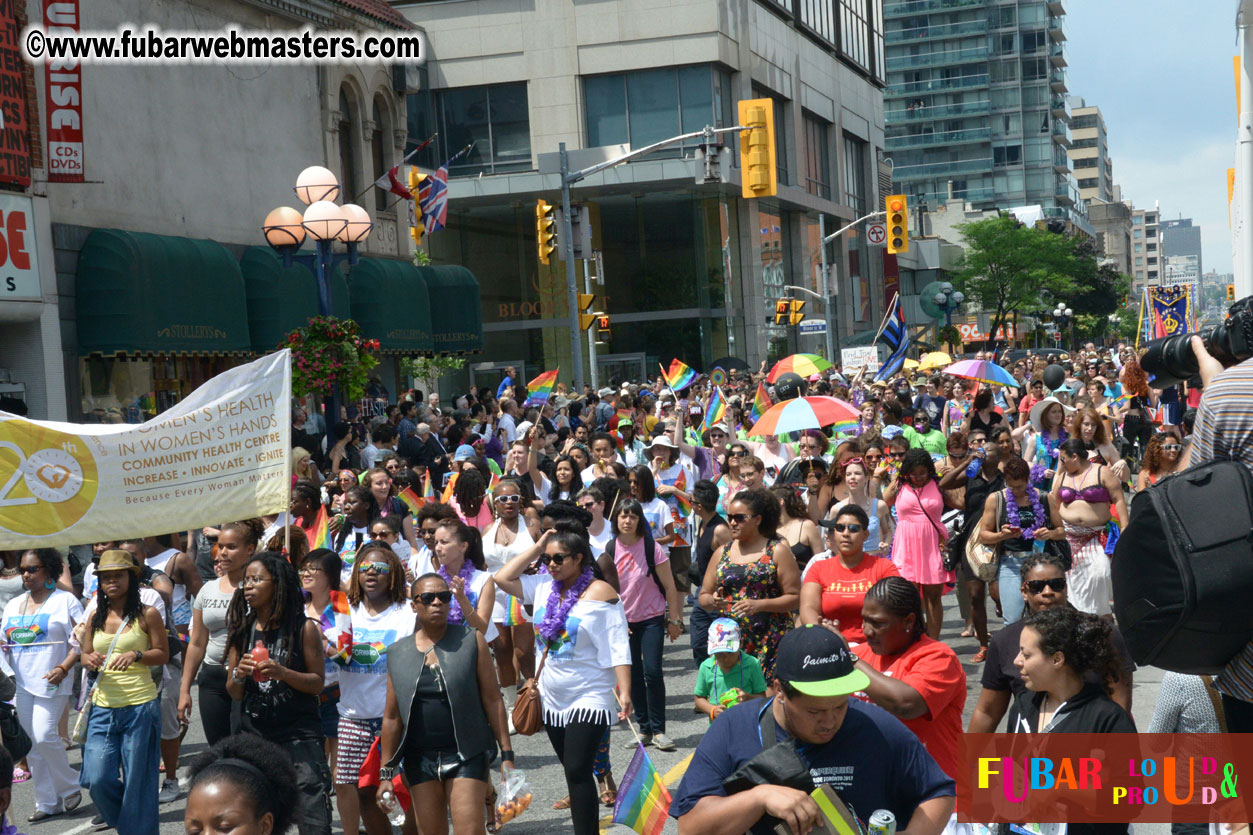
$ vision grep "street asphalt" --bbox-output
[9,592,1169,835]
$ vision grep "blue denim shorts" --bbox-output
[319,685,340,738]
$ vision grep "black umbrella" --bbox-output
[708,356,751,372]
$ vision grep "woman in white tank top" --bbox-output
[481,478,543,710]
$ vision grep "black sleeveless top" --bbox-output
[693,514,727,587]
[240,622,321,742]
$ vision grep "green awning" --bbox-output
[348,258,435,355]
[240,247,350,352]
[77,229,251,356]
[418,265,483,355]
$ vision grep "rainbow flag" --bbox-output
[748,381,771,426]
[702,387,726,432]
[672,469,692,519]
[831,421,858,437]
[442,471,459,503]
[422,470,436,501]
[612,743,672,835]
[661,359,698,392]
[320,590,354,665]
[501,594,528,626]
[523,368,559,407]
[398,486,424,515]
[308,505,333,550]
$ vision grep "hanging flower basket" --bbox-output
[283,316,380,402]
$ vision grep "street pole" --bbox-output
[313,238,339,429]
[559,143,586,393]
[819,214,836,363]
[584,257,598,389]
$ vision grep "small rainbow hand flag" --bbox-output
[612,743,672,835]
[422,470,436,500]
[523,368,559,408]
[442,471,459,503]
[398,486,424,515]
[748,381,771,426]
[309,505,333,550]
[321,590,354,666]
[831,421,858,437]
[702,387,727,432]
[661,359,698,392]
[671,469,692,519]
[501,595,528,626]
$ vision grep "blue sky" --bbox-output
[1065,0,1237,275]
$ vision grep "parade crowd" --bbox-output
[2,339,1249,835]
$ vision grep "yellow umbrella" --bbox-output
[918,351,952,372]
[903,358,920,370]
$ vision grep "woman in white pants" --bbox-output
[1,549,84,820]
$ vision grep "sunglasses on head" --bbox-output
[359,561,392,575]
[541,552,576,567]
[1025,577,1066,594]
[828,523,864,533]
[417,590,453,605]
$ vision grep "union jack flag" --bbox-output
[416,143,475,235]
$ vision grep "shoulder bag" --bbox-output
[965,492,1002,582]
[510,643,549,736]
[72,616,133,744]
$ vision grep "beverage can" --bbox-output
[869,809,896,835]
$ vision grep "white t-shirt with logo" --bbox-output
[336,601,416,719]
[2,590,83,698]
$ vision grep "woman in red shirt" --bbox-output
[798,504,899,644]
[852,576,967,779]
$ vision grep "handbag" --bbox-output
[510,644,549,736]
[965,492,1002,582]
[72,616,133,744]
[0,700,30,761]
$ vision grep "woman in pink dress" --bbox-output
[883,448,951,639]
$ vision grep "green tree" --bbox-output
[1067,241,1131,319]
[953,215,1083,351]
[401,356,466,396]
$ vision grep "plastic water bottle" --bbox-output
[966,457,983,478]
[378,782,407,827]
[251,639,270,683]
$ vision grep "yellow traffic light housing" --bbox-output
[738,98,778,199]
[408,167,427,246]
[596,314,612,342]
[1228,284,1236,302]
[886,194,909,254]
[578,294,597,330]
[774,299,790,325]
[789,299,806,326]
[536,199,557,264]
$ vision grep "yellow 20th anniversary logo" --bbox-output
[0,418,99,538]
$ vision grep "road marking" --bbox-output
[55,820,98,835]
[599,752,693,832]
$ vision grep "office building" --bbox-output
[1066,97,1114,203]
[882,0,1089,232]
[1162,217,1203,278]
[1088,199,1132,275]
[1131,206,1164,289]
[398,0,890,385]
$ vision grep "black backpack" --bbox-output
[1111,460,1253,674]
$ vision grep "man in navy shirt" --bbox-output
[672,625,955,835]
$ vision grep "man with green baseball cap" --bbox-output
[671,625,954,835]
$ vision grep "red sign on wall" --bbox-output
[0,0,30,187]
[43,0,82,183]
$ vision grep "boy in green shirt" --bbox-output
[693,618,768,723]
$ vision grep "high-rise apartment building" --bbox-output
[1161,217,1203,278]
[883,0,1088,232]
[1131,206,1164,289]
[1066,97,1114,203]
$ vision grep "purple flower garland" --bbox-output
[1006,484,1048,540]
[438,557,477,624]
[536,564,595,644]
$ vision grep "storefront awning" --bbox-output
[76,229,252,356]
[418,265,483,355]
[348,258,435,355]
[240,247,350,352]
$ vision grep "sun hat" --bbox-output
[773,625,869,697]
[97,549,142,575]
[707,618,742,655]
[647,435,677,450]
[1029,396,1075,433]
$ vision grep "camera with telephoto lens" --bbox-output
[1139,296,1253,388]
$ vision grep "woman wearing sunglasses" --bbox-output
[799,505,900,645]
[494,523,631,835]
[334,544,414,835]
[300,549,346,774]
[966,552,1134,734]
[378,573,514,835]
[830,457,894,557]
[1135,429,1184,491]
[483,477,542,712]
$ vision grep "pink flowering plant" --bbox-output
[283,316,380,402]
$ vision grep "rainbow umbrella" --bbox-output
[943,359,1017,387]
[918,351,952,372]
[746,396,860,437]
[767,353,833,383]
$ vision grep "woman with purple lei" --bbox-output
[432,520,497,642]
[494,521,631,835]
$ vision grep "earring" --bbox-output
[44,580,55,590]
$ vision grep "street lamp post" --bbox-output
[933,282,964,353]
[263,164,373,434]
[1053,303,1073,351]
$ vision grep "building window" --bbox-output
[586,66,732,158]
[839,0,873,75]
[1021,30,1046,54]
[843,133,868,215]
[371,97,388,212]
[993,145,1022,167]
[407,83,532,176]
[803,113,832,199]
[338,88,360,204]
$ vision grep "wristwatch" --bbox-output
[668,618,683,627]
[380,766,396,781]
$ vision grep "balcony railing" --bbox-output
[1050,95,1070,118]
[886,127,993,149]
[1050,68,1067,91]
[889,45,989,69]
[1049,43,1067,66]
[891,157,995,179]
[885,19,988,43]
[884,0,982,17]
[1049,17,1066,41]
[886,73,989,96]
[914,187,997,205]
[1051,121,1071,145]
[885,99,992,123]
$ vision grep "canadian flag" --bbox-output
[372,135,435,200]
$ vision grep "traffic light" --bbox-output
[408,167,427,246]
[578,293,596,330]
[536,199,557,264]
[789,299,806,326]
[1228,284,1236,301]
[774,299,790,325]
[596,314,612,342]
[885,194,909,254]
[738,98,778,199]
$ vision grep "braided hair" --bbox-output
[453,467,488,517]
[864,576,925,640]
[1023,605,1121,693]
[225,553,307,660]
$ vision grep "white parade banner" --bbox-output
[0,351,291,549]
